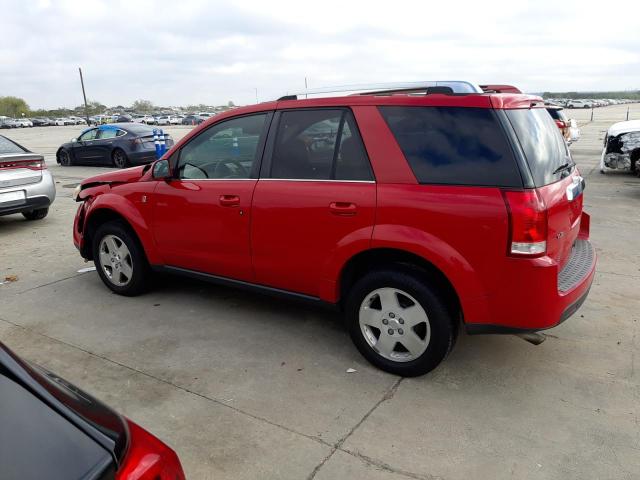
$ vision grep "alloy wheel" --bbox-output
[359,287,431,362]
[98,234,133,286]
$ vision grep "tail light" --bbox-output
[116,420,185,480]
[555,120,567,129]
[502,190,547,257]
[0,159,46,170]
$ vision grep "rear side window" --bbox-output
[270,109,373,181]
[379,106,521,187]
[505,109,570,187]
[0,136,26,154]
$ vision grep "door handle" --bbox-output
[329,202,357,216]
[219,195,240,207]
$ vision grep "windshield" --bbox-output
[506,108,571,186]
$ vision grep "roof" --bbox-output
[607,120,640,137]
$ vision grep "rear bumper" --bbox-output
[128,150,157,165]
[466,234,596,335]
[0,170,56,216]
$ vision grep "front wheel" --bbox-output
[345,269,457,377]
[59,149,72,166]
[93,221,150,296]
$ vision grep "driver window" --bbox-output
[79,129,98,141]
[178,113,267,179]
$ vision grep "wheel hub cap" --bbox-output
[98,234,133,287]
[358,287,431,363]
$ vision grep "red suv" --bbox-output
[73,82,595,376]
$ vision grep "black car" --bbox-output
[0,342,185,480]
[31,117,50,127]
[56,123,174,168]
[181,115,204,126]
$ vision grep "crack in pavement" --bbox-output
[307,377,404,479]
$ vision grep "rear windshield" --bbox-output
[379,106,522,187]
[546,108,567,122]
[0,136,27,154]
[506,109,570,186]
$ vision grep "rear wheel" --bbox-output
[22,208,49,220]
[112,149,128,169]
[345,269,457,377]
[93,221,150,296]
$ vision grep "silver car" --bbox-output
[0,135,56,220]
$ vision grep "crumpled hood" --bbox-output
[81,165,148,187]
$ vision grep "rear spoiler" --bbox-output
[480,84,522,94]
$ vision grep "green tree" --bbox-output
[0,96,30,117]
[227,100,235,107]
[131,99,155,113]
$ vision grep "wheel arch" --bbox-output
[82,199,159,264]
[338,248,462,321]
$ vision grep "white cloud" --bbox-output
[0,0,638,108]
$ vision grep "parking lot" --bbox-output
[1,102,639,479]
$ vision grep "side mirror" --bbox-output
[71,138,77,143]
[152,159,171,179]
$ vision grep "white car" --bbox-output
[54,118,74,126]
[600,120,640,175]
[12,119,33,128]
[566,100,592,109]
[156,115,171,126]
[169,115,183,125]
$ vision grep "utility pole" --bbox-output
[255,88,258,104]
[305,77,308,99]
[78,67,90,125]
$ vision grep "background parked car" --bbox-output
[0,341,185,480]
[170,115,184,125]
[0,134,55,220]
[31,117,51,127]
[182,114,204,125]
[566,99,592,109]
[116,114,133,123]
[156,115,171,125]
[600,120,640,174]
[12,118,33,128]
[54,117,74,126]
[57,123,173,168]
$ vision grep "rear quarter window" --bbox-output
[505,108,570,187]
[379,106,522,187]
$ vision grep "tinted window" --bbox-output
[0,136,27,154]
[270,109,373,181]
[379,106,521,187]
[178,113,267,179]
[546,108,567,122]
[78,129,98,141]
[506,109,570,187]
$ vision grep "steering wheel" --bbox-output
[213,159,248,178]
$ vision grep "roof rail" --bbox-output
[277,80,483,101]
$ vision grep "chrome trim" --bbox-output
[259,178,376,184]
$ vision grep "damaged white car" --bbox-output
[600,120,640,175]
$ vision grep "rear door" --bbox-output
[152,112,271,281]
[251,108,376,297]
[505,108,584,268]
[93,126,121,164]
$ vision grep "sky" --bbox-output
[1,0,639,109]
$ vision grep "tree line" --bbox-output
[0,96,238,118]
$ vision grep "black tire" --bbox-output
[112,149,129,169]
[59,149,72,166]
[345,268,457,377]
[92,220,150,296]
[22,208,49,220]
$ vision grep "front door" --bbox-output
[72,128,101,163]
[251,108,376,298]
[152,112,271,282]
